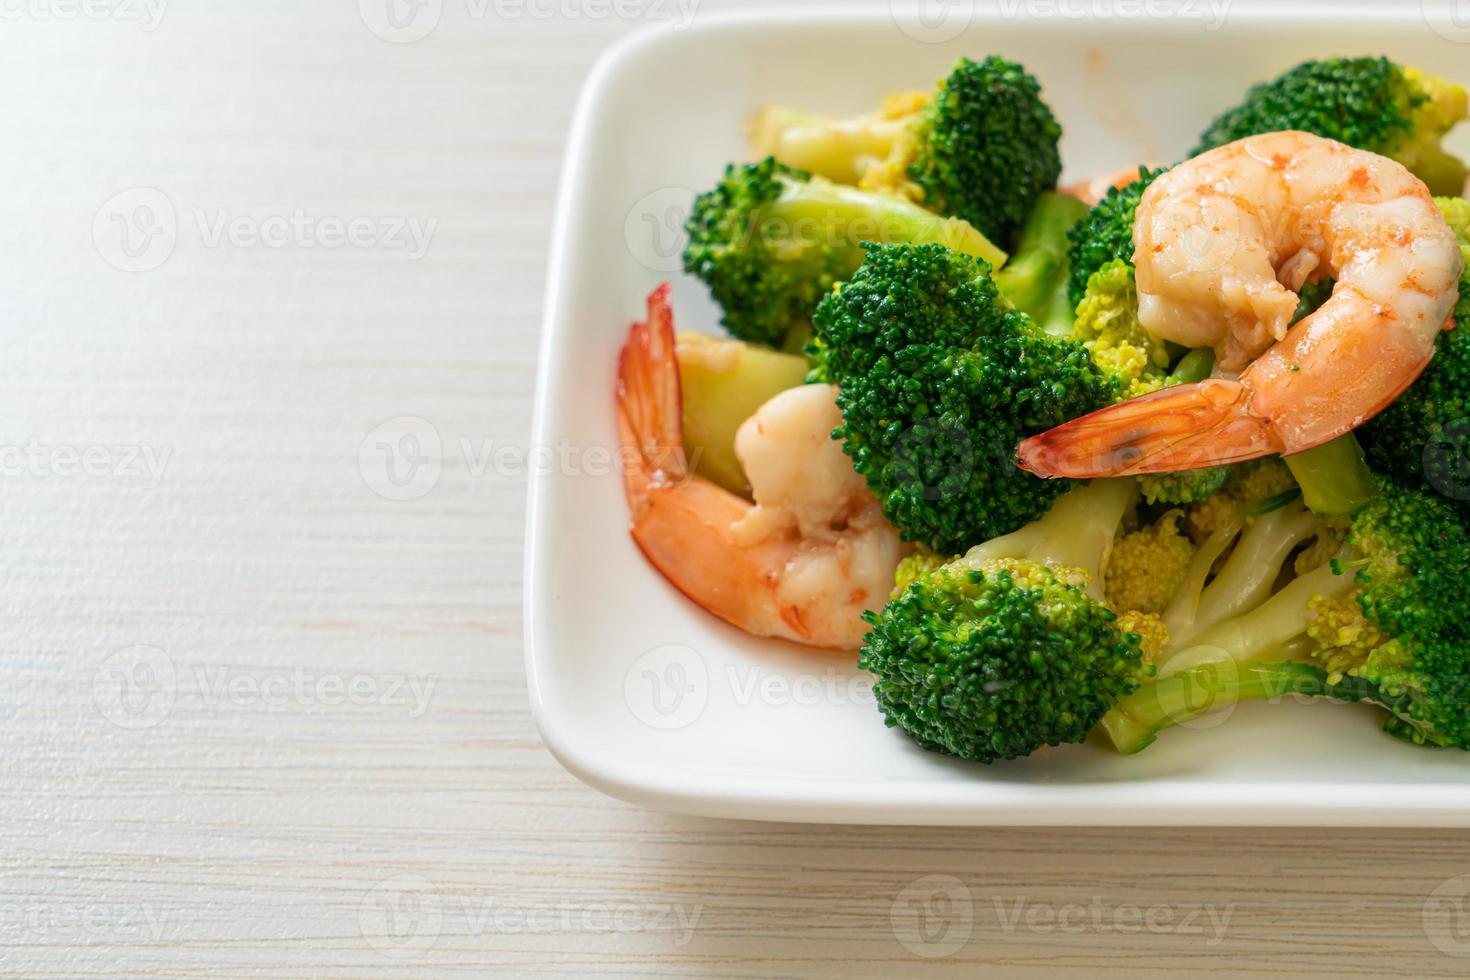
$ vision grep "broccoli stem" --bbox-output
[765,174,1006,268]
[960,478,1138,601]
[1167,348,1214,384]
[1186,501,1322,632]
[1162,513,1244,641]
[1100,659,1377,754]
[993,192,1089,336]
[749,105,913,186]
[1283,433,1377,516]
[1160,557,1356,674]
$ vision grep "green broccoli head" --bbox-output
[1360,197,1470,506]
[752,57,1062,247]
[812,241,1114,553]
[683,158,1004,348]
[860,557,1152,763]
[902,56,1064,246]
[1138,467,1231,506]
[1192,57,1469,195]
[1065,167,1167,308]
[1320,478,1470,747]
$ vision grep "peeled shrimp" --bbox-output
[1019,131,1463,478]
[617,285,907,650]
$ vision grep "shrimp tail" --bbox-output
[1016,379,1286,478]
[616,283,687,512]
[615,286,809,641]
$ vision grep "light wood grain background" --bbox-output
[3,1,1470,976]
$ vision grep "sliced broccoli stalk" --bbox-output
[751,57,1063,246]
[994,192,1090,337]
[1283,434,1378,517]
[675,332,811,496]
[683,158,1004,349]
[748,96,923,187]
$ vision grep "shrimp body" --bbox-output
[617,286,906,650]
[1019,132,1463,478]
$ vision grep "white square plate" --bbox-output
[527,5,1470,825]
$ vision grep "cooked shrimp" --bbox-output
[1061,162,1165,206]
[617,285,907,650]
[1018,131,1463,478]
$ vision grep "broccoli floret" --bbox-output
[811,242,1113,552]
[1105,509,1194,615]
[1102,477,1470,752]
[1140,467,1231,507]
[993,192,1090,336]
[861,479,1160,761]
[1360,197,1470,507]
[892,545,953,598]
[1070,258,1172,398]
[1192,57,1468,195]
[861,556,1151,763]
[1065,168,1167,307]
[683,158,1004,348]
[750,57,1063,245]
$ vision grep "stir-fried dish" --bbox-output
[613,55,1470,763]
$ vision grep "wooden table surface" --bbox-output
[5,1,1470,976]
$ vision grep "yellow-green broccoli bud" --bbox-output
[1105,510,1195,615]
[1115,611,1170,664]
[1072,259,1171,399]
[892,545,952,598]
[1307,594,1388,681]
[1397,67,1469,196]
